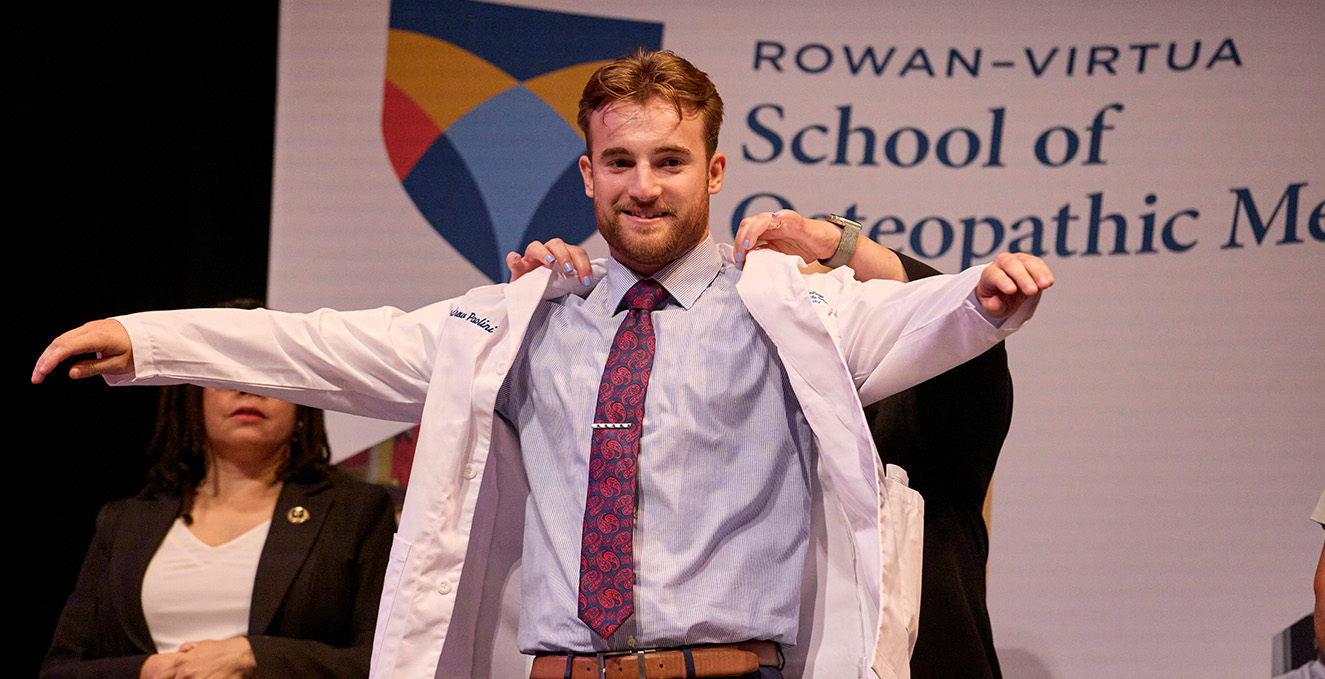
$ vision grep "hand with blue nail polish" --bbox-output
[731,209,835,269]
[507,238,594,286]
[731,208,908,282]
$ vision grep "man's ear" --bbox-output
[579,155,594,198]
[707,151,726,194]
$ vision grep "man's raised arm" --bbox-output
[31,303,456,423]
[735,208,1053,319]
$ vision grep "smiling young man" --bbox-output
[576,61,726,278]
[34,50,1053,679]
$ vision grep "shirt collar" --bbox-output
[598,237,723,312]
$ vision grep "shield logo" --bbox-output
[382,0,663,281]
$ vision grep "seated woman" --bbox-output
[42,305,396,679]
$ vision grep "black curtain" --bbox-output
[12,3,279,672]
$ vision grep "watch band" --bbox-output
[820,213,862,269]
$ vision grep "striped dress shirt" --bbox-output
[496,238,815,653]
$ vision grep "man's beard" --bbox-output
[596,198,709,271]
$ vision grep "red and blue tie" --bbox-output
[578,279,668,640]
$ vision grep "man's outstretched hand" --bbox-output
[31,319,134,384]
[976,252,1054,319]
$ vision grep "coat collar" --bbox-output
[595,238,724,312]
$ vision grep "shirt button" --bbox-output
[437,579,452,595]
[463,464,477,480]
[627,636,637,648]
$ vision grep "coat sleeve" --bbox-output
[110,301,459,423]
[41,502,153,679]
[246,480,397,678]
[829,264,1036,406]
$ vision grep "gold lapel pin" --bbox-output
[287,506,310,524]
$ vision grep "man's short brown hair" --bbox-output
[578,49,724,158]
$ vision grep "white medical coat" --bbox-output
[113,246,1036,679]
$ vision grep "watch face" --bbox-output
[827,213,862,229]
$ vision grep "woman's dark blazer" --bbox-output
[42,472,396,679]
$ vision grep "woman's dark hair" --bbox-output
[138,299,332,518]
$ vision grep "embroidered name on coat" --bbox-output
[449,308,497,333]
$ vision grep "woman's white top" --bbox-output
[141,517,271,652]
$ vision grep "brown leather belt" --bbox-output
[530,641,779,679]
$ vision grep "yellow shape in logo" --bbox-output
[384,29,518,133]
[525,60,614,140]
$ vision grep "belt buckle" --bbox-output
[594,649,648,679]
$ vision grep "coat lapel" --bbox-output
[110,496,181,652]
[739,250,882,509]
[502,260,605,364]
[248,477,333,634]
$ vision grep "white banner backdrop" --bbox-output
[269,1,1324,677]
